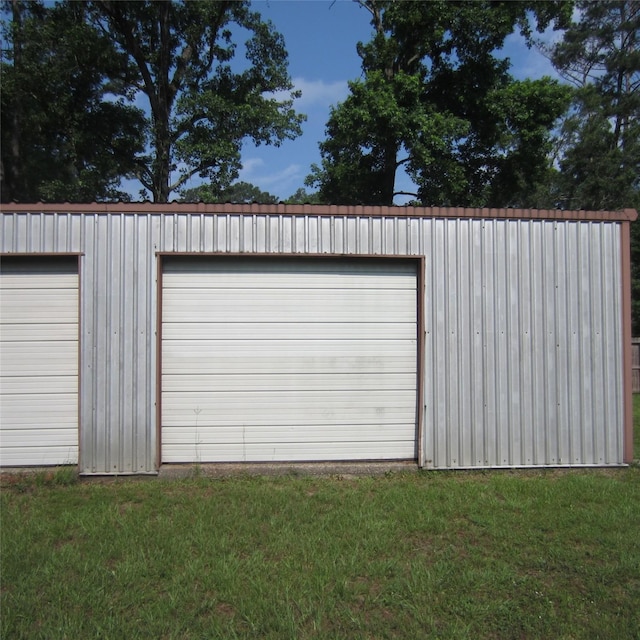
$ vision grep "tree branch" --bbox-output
[95,1,161,117]
[393,190,418,198]
[169,165,209,192]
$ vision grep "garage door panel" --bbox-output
[0,428,78,446]
[163,441,415,463]
[0,274,78,289]
[163,424,415,444]
[162,290,416,323]
[0,343,78,376]
[0,445,78,466]
[162,322,415,341]
[163,340,416,371]
[0,290,78,323]
[163,372,418,392]
[164,273,417,289]
[162,258,417,463]
[0,375,78,394]
[163,357,415,376]
[0,324,78,341]
[162,390,417,426]
[0,263,79,467]
[1,394,78,427]
[163,258,416,278]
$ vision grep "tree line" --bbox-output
[2,0,637,209]
[2,1,639,322]
[309,0,638,213]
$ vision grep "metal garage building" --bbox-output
[0,203,636,474]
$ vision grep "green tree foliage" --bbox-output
[88,0,304,203]
[180,181,278,204]
[550,0,639,210]
[549,1,640,331]
[308,0,572,207]
[284,187,322,204]
[1,0,146,202]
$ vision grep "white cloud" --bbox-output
[239,160,304,198]
[293,77,351,108]
[270,77,351,110]
[239,158,265,176]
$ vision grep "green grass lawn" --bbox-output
[634,393,640,461]
[2,410,640,639]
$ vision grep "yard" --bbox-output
[1,410,639,639]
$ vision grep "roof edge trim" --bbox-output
[1,202,637,222]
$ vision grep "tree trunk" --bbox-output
[381,141,398,205]
[151,1,172,203]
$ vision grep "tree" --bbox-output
[1,1,146,202]
[87,0,304,203]
[307,0,572,207]
[549,0,639,211]
[548,0,640,332]
[180,181,278,204]
[284,187,322,204]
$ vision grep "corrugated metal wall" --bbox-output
[423,219,623,468]
[0,211,625,473]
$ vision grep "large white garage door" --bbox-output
[0,257,79,466]
[162,257,418,463]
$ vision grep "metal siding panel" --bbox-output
[344,217,356,254]
[447,221,461,464]
[318,216,330,253]
[469,220,485,467]
[518,223,534,465]
[506,222,522,465]
[91,214,111,473]
[541,222,557,464]
[555,223,571,464]
[422,218,624,469]
[141,215,160,472]
[309,215,320,253]
[422,220,435,467]
[118,216,134,471]
[433,219,448,467]
[107,215,123,472]
[482,221,498,466]
[495,221,510,466]
[0,214,10,252]
[457,221,473,467]
[611,225,624,462]
[589,226,606,463]
[77,214,158,474]
[567,223,584,464]
[601,224,623,463]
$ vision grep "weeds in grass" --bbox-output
[1,466,77,492]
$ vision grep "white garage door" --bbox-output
[162,257,418,463]
[0,257,79,466]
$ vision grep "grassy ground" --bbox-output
[1,405,640,639]
[634,393,640,461]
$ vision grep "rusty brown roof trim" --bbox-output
[1,202,637,222]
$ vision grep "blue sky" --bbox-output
[175,0,563,203]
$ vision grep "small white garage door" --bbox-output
[162,257,418,463]
[0,257,79,466]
